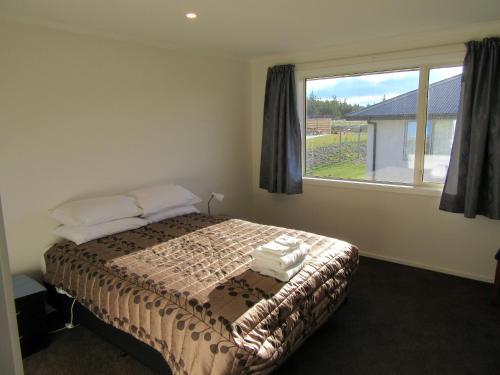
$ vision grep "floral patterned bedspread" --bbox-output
[44,213,358,375]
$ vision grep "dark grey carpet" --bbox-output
[24,257,500,375]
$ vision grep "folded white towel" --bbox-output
[252,243,310,270]
[259,241,293,256]
[251,256,308,282]
[259,236,303,256]
[274,234,302,248]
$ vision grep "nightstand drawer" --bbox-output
[15,289,45,311]
[15,303,46,334]
[13,275,49,357]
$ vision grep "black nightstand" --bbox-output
[13,275,49,357]
[493,249,500,305]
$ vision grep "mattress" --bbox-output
[44,213,358,375]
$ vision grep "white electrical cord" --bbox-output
[48,298,79,334]
[65,298,77,329]
[48,326,68,334]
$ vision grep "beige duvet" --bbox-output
[44,213,358,375]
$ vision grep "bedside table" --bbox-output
[13,275,49,357]
[493,249,500,305]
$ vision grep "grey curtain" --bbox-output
[440,38,500,219]
[259,64,302,194]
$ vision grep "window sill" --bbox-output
[303,177,443,197]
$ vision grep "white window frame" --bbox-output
[295,48,464,196]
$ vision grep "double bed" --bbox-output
[44,213,358,375]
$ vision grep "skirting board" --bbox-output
[359,250,494,284]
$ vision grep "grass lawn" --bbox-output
[306,133,368,180]
[308,162,366,180]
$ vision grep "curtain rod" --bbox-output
[292,42,466,71]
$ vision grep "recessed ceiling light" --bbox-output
[186,13,197,19]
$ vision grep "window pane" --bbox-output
[404,121,417,160]
[423,66,462,183]
[305,70,419,184]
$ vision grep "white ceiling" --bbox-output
[1,0,500,58]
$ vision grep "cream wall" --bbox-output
[0,19,251,276]
[249,22,500,283]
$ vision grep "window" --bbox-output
[423,67,461,184]
[404,121,432,160]
[304,65,462,186]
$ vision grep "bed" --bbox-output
[44,213,358,375]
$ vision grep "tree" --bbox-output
[306,93,364,119]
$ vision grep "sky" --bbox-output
[306,66,463,107]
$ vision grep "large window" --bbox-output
[304,65,462,186]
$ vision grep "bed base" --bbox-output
[45,284,172,375]
[46,284,349,375]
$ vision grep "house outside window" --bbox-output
[303,66,462,186]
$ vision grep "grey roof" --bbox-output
[345,74,462,120]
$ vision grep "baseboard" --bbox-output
[359,250,494,284]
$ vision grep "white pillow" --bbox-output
[128,184,201,216]
[49,195,142,226]
[53,217,148,245]
[144,205,199,224]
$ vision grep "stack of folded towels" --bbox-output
[251,235,310,282]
